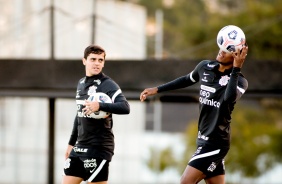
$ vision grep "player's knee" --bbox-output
[180,175,200,184]
[180,175,190,184]
[180,176,185,184]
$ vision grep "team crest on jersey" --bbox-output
[88,85,97,96]
[219,75,230,86]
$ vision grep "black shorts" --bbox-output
[188,144,229,179]
[64,148,110,182]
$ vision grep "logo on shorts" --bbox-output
[222,160,225,170]
[84,158,97,173]
[207,162,217,172]
[64,158,71,169]
[194,147,202,155]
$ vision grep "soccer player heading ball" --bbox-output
[140,25,248,184]
[217,25,246,53]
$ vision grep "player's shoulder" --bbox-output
[101,73,115,84]
[195,60,218,71]
[203,60,218,69]
[101,73,120,88]
[78,77,86,84]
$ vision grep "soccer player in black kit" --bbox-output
[62,45,130,184]
[140,39,248,183]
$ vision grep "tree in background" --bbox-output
[183,99,282,178]
[138,0,282,61]
[146,99,282,181]
[133,0,282,180]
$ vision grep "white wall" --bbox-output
[0,0,147,60]
[0,97,48,184]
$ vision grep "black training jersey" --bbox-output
[158,60,248,148]
[68,72,130,160]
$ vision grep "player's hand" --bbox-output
[64,145,73,160]
[140,87,158,102]
[232,43,248,68]
[83,100,100,115]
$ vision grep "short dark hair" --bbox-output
[84,44,106,59]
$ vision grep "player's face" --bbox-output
[216,49,234,66]
[83,53,105,76]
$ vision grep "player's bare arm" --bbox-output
[140,87,158,102]
[64,145,74,160]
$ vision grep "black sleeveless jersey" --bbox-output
[158,60,248,148]
[68,72,130,160]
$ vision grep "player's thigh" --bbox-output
[180,165,206,184]
[62,175,83,184]
[205,174,225,184]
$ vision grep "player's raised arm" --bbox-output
[140,87,158,102]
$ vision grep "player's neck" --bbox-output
[218,63,232,72]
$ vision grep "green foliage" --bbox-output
[226,104,280,177]
[137,0,282,60]
[145,99,282,178]
[147,146,177,173]
[185,100,282,178]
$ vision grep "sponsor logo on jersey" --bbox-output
[219,75,230,86]
[199,85,220,108]
[76,90,81,98]
[88,85,97,96]
[77,111,98,118]
[207,63,215,68]
[200,90,210,98]
[192,146,202,157]
[195,147,202,155]
[201,76,208,82]
[207,162,217,172]
[199,97,220,108]
[201,85,216,93]
[84,159,97,172]
[76,100,101,118]
[201,72,212,83]
[198,131,209,141]
[73,146,88,153]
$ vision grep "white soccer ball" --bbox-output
[217,25,246,53]
[87,92,112,119]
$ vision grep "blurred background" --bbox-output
[0,0,282,184]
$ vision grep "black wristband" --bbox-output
[232,67,241,74]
